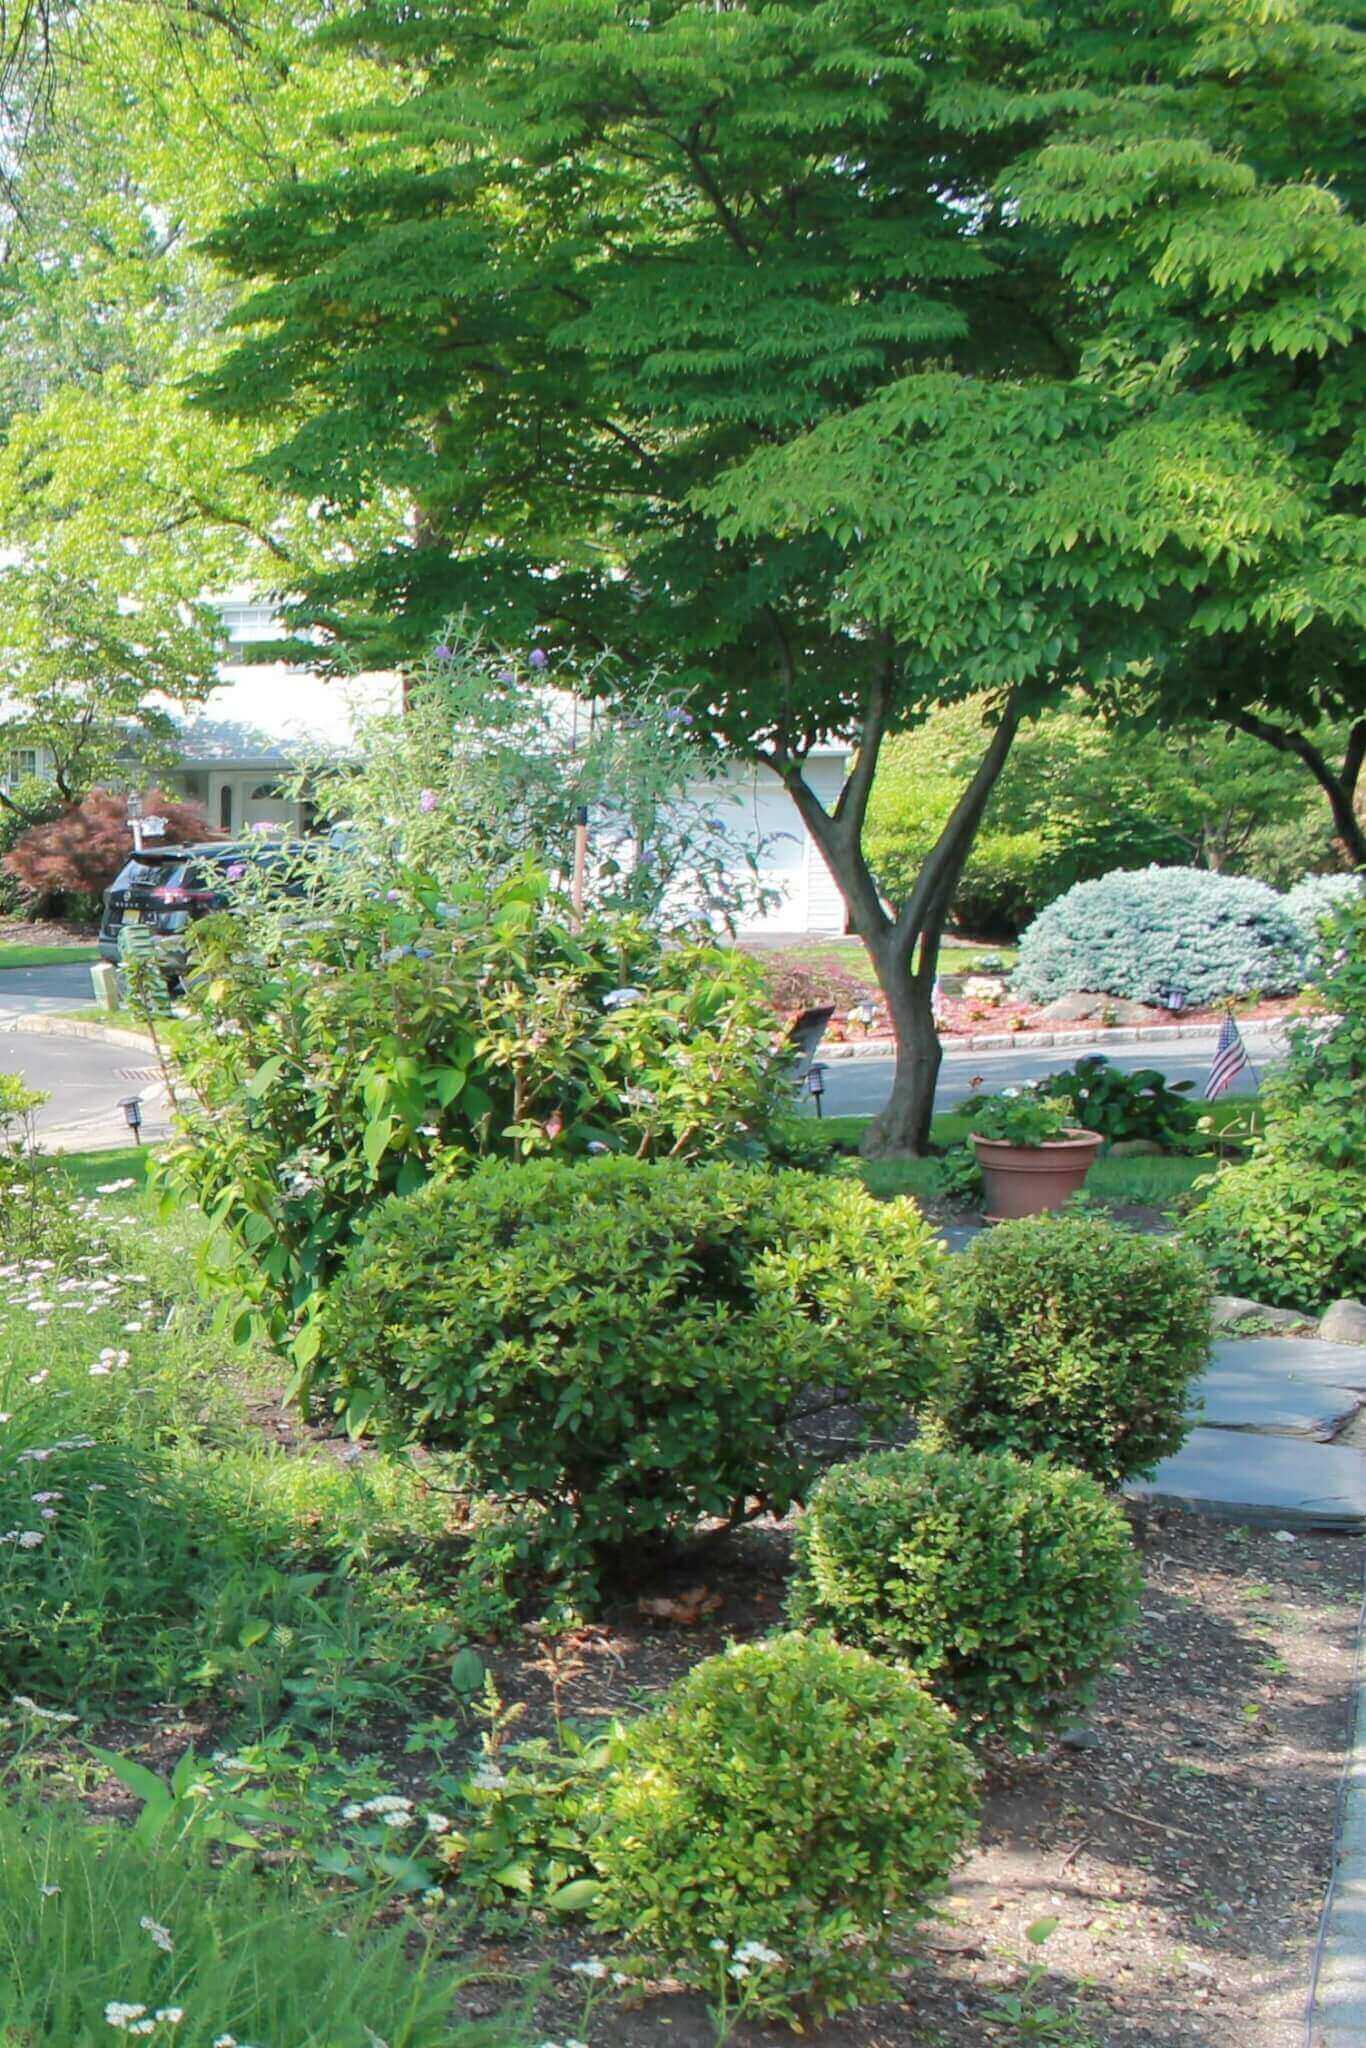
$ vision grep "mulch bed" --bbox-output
[475,1509,1360,2048]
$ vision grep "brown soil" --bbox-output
[0,915,97,945]
[473,1511,1360,2048]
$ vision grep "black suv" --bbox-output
[99,841,294,973]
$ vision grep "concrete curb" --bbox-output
[1307,1559,1366,2044]
[819,1019,1279,1060]
[0,1013,156,1053]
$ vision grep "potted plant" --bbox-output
[964,1086,1103,1221]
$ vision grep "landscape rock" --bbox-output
[1036,992,1169,1027]
[1321,1299,1366,1347]
[1127,1428,1366,1531]
[1210,1293,1315,1332]
[961,975,1007,1004]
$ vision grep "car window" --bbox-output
[113,859,188,889]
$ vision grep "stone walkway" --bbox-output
[1127,1336,1366,1531]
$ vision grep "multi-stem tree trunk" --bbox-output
[1234,711,1366,869]
[768,683,1022,1156]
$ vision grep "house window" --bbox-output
[219,784,234,830]
[3,749,38,790]
[218,601,279,647]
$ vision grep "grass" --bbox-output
[54,1004,155,1034]
[0,942,101,970]
[49,1145,153,1196]
[805,1109,1235,1210]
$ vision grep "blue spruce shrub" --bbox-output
[1283,873,1363,970]
[1014,866,1304,1008]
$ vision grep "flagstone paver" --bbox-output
[1128,1428,1366,1529]
[1194,1362,1363,1440]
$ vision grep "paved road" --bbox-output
[0,962,99,1011]
[0,1029,170,1148]
[821,1024,1285,1118]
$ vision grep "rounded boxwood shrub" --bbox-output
[589,1631,977,2020]
[325,1157,952,1588]
[1187,1154,1366,1313]
[789,1445,1141,1752]
[931,1213,1210,1485]
[1283,872,1363,969]
[1014,866,1304,1008]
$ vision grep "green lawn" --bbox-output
[51,1144,154,1196]
[57,1003,156,1034]
[0,942,101,969]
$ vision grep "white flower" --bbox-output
[26,1370,48,1385]
[727,1963,750,1980]
[469,1760,505,1790]
[17,1531,45,1549]
[341,1802,364,1820]
[380,1808,409,1828]
[140,1916,174,1953]
[105,2005,149,2031]
[40,1882,60,1897]
[31,1492,62,1504]
[154,2012,184,2027]
[364,1794,413,1814]
[734,1941,782,1966]
[709,1938,728,1953]
[424,1812,451,1834]
[570,1959,608,1981]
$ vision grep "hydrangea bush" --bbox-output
[325,1157,951,1593]
[161,867,791,1386]
[1014,866,1305,1007]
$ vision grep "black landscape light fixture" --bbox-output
[118,1095,144,1143]
[806,1061,827,1118]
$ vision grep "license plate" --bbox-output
[122,909,143,926]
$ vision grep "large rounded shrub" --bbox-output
[789,1445,1141,1752]
[1014,866,1304,1007]
[325,1157,951,1587]
[1283,872,1363,969]
[931,1213,1210,1485]
[589,1632,977,2019]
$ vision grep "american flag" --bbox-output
[1205,1013,1253,1100]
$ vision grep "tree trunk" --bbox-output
[862,937,941,1153]
[1233,711,1366,868]
[769,687,1022,1158]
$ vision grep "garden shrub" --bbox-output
[789,1445,1141,1752]
[1013,866,1304,1007]
[1283,871,1363,969]
[1187,1155,1366,1312]
[1188,895,1366,1309]
[162,864,792,1381]
[589,1632,977,2020]
[0,1796,518,2047]
[325,1156,951,1592]
[3,785,216,911]
[932,1213,1210,1485]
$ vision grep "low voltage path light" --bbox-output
[806,1061,827,1118]
[118,1095,144,1144]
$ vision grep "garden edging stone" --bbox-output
[819,1019,1260,1060]
[0,1011,155,1053]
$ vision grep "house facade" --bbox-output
[9,599,852,938]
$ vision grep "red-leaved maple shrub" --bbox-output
[3,787,219,907]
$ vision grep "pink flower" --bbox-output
[419,789,439,814]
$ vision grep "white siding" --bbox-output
[696,753,850,938]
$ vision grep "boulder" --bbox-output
[1320,1299,1366,1347]
[962,974,1007,1003]
[1210,1294,1313,1331]
[1036,992,1169,1027]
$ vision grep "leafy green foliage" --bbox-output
[933,1214,1211,1485]
[1189,894,1366,1307]
[958,1088,1076,1147]
[162,866,788,1380]
[789,1446,1141,1752]
[589,1632,977,2020]
[1032,1055,1199,1148]
[0,1794,518,2047]
[1014,867,1305,1007]
[325,1157,951,1593]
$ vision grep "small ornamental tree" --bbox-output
[3,787,216,909]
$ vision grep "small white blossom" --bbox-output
[105,2005,148,2032]
[40,1882,60,1897]
[424,1812,451,1835]
[570,1959,608,1981]
[140,1916,174,1953]
[154,2011,184,2027]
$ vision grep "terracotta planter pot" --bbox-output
[970,1128,1104,1222]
